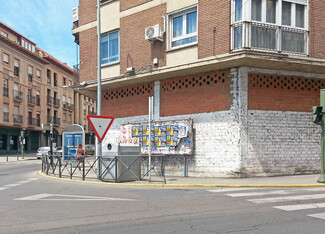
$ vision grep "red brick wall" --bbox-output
[120,4,166,74]
[79,28,97,82]
[198,0,230,59]
[102,83,154,118]
[79,0,97,26]
[248,73,325,111]
[160,70,232,117]
[309,0,325,59]
[120,0,152,12]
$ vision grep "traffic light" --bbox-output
[313,106,323,125]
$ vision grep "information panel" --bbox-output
[120,119,193,155]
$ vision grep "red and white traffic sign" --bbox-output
[86,115,114,142]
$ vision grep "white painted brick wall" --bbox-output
[244,110,321,176]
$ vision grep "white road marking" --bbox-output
[0,187,8,191]
[207,188,264,193]
[17,181,31,184]
[4,184,20,187]
[226,190,291,197]
[308,213,325,220]
[26,178,39,181]
[15,193,136,201]
[274,203,325,211]
[248,194,325,204]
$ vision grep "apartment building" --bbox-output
[72,0,325,177]
[0,21,95,155]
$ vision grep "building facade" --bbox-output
[73,0,325,177]
[0,21,96,155]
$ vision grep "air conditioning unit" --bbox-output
[145,24,163,42]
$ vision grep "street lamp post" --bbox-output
[50,94,54,166]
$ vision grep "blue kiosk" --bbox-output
[62,124,85,161]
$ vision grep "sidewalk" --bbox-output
[40,171,325,187]
[0,153,36,163]
[5,155,324,187]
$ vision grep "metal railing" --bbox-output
[3,112,9,122]
[13,114,23,124]
[27,95,36,105]
[14,90,23,101]
[41,154,166,183]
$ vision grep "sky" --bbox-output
[0,0,79,68]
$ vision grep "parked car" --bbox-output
[36,146,58,159]
[85,144,95,155]
[36,146,50,159]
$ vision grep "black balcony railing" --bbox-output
[47,96,60,107]
[88,111,96,115]
[27,95,36,105]
[27,117,37,126]
[28,74,33,82]
[14,67,19,76]
[13,114,23,124]
[47,116,61,125]
[13,90,23,101]
[3,87,8,97]
[36,118,41,126]
[63,102,75,111]
[3,112,9,122]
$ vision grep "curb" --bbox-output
[38,171,325,188]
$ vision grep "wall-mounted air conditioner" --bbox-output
[145,24,163,42]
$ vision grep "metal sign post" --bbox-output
[148,96,153,181]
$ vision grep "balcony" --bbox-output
[28,74,33,82]
[13,90,23,102]
[63,102,74,111]
[3,87,8,97]
[47,116,61,126]
[3,112,9,122]
[88,111,96,115]
[13,114,23,124]
[14,66,19,76]
[47,96,60,107]
[231,22,307,55]
[27,95,36,105]
[27,117,38,126]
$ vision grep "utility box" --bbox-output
[100,145,141,182]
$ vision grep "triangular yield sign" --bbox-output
[86,115,114,142]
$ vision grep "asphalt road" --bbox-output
[1,160,325,233]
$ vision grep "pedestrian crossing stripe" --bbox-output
[274,203,325,211]
[248,193,325,204]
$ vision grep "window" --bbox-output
[36,70,41,78]
[47,69,51,84]
[0,134,7,150]
[1,31,8,37]
[28,66,33,82]
[232,0,307,54]
[3,78,8,97]
[235,0,242,21]
[101,30,120,65]
[3,53,9,64]
[3,103,9,122]
[251,0,276,23]
[14,59,19,76]
[170,7,197,48]
[63,77,66,85]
